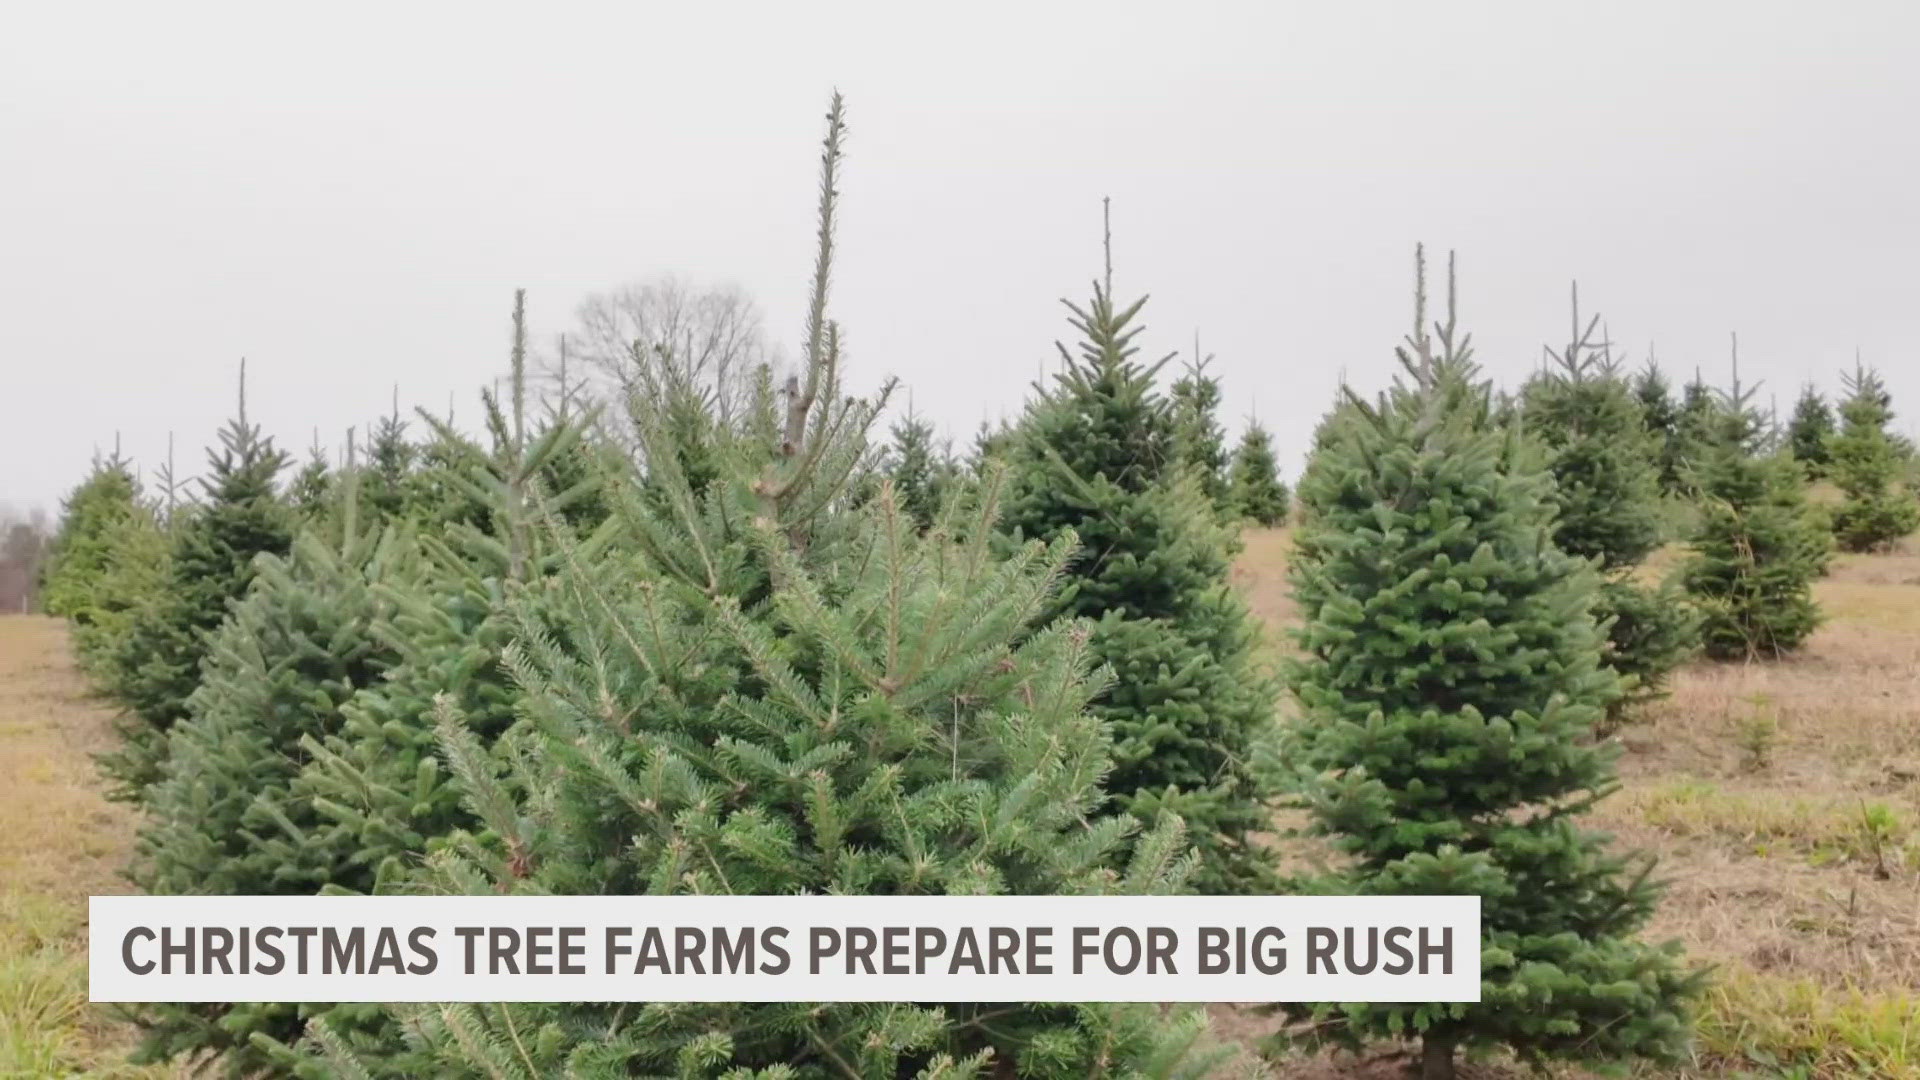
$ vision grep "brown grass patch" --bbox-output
[0,615,159,1077]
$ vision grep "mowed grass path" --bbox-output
[0,616,161,1078]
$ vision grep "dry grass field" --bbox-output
[3,527,1916,1077]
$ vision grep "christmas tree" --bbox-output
[1786,384,1835,479]
[1279,249,1698,1080]
[886,407,949,531]
[100,364,295,797]
[308,94,1243,1079]
[1632,358,1684,493]
[1520,287,1696,719]
[360,395,423,523]
[126,502,419,1074]
[288,433,336,521]
[998,204,1278,894]
[39,449,144,624]
[1680,338,1830,660]
[1228,421,1289,527]
[1170,347,1233,516]
[1827,361,1920,552]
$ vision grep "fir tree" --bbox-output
[998,204,1277,894]
[1633,357,1683,493]
[1680,338,1830,660]
[1521,287,1696,719]
[126,509,419,1074]
[288,437,335,521]
[1675,370,1718,482]
[887,407,946,531]
[1228,421,1289,527]
[360,396,421,522]
[1170,346,1232,515]
[308,94,1242,1079]
[68,498,172,676]
[1827,361,1920,552]
[100,364,295,798]
[39,450,143,623]
[1278,249,1698,1079]
[1786,384,1835,479]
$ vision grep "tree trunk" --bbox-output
[1420,1033,1456,1080]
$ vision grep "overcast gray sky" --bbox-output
[6,2,1917,514]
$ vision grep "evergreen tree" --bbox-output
[1520,288,1696,719]
[68,498,172,676]
[1675,371,1718,481]
[1228,421,1289,527]
[1278,250,1698,1079]
[887,407,946,531]
[99,366,295,798]
[998,206,1277,894]
[39,451,143,623]
[288,434,335,521]
[1632,358,1684,494]
[1680,339,1830,660]
[1786,384,1835,479]
[308,94,1241,1079]
[126,510,419,1075]
[360,400,421,522]
[1170,348,1232,515]
[1827,362,1920,552]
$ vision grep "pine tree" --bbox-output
[1680,338,1830,660]
[100,364,295,798]
[126,507,419,1074]
[308,94,1243,1079]
[1278,249,1698,1079]
[1827,362,1920,552]
[1786,384,1835,479]
[1228,421,1289,527]
[997,204,1277,895]
[40,450,144,623]
[1521,288,1696,719]
[1170,347,1232,516]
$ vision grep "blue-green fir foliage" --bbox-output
[998,260,1277,895]
[1278,251,1698,1080]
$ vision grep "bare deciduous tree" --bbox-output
[566,275,781,431]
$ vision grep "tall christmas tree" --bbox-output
[1680,337,1830,660]
[1786,384,1835,479]
[1827,361,1920,552]
[100,363,295,797]
[126,500,419,1074]
[308,94,1241,1079]
[1228,421,1289,527]
[1520,287,1696,719]
[1279,249,1698,1080]
[1170,346,1233,516]
[997,203,1278,894]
